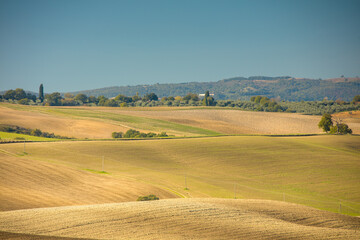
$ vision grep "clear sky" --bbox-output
[0,0,359,92]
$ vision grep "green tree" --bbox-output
[14,88,27,100]
[330,123,352,134]
[112,132,123,138]
[18,98,29,105]
[45,92,62,106]
[26,93,37,102]
[104,99,118,107]
[318,113,333,133]
[74,93,88,103]
[3,90,16,100]
[132,92,141,102]
[31,128,42,136]
[143,93,158,101]
[183,93,199,101]
[254,96,262,103]
[202,91,210,106]
[352,95,360,104]
[39,84,44,102]
[124,129,141,138]
[88,96,97,103]
[115,94,132,103]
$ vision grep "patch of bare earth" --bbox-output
[0,106,127,138]
[0,199,358,239]
[0,152,177,211]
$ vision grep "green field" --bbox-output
[0,132,61,142]
[1,135,359,215]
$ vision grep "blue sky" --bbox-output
[0,0,359,92]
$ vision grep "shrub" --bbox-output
[31,128,42,136]
[18,98,29,105]
[158,132,168,137]
[137,194,159,201]
[14,137,25,140]
[112,132,123,138]
[330,123,352,134]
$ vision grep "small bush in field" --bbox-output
[137,194,159,201]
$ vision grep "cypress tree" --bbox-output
[203,91,210,106]
[39,84,44,102]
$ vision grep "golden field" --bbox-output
[0,103,359,239]
[0,199,359,239]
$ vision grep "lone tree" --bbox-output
[39,84,44,102]
[318,114,352,134]
[318,113,333,133]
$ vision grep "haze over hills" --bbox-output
[69,76,360,101]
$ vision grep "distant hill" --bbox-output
[70,76,360,101]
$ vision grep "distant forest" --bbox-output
[70,76,360,102]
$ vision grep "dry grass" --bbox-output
[2,103,359,137]
[99,108,325,135]
[0,106,128,139]
[0,152,177,211]
[0,198,359,239]
[1,135,359,214]
[332,110,360,132]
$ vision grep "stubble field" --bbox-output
[1,198,359,240]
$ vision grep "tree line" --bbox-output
[1,84,359,115]
[67,76,360,102]
[112,129,169,139]
[0,124,73,139]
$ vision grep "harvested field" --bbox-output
[0,106,128,139]
[98,108,326,135]
[0,198,359,239]
[0,152,177,211]
[1,103,359,137]
[0,104,218,137]
[1,135,359,214]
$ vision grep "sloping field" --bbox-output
[1,103,359,137]
[0,131,61,142]
[0,198,359,239]
[0,152,177,211]
[0,104,218,138]
[103,108,328,135]
[1,135,359,214]
[0,105,128,139]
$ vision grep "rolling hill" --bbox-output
[0,151,177,211]
[1,135,359,215]
[1,103,359,139]
[1,103,359,239]
[69,76,360,101]
[0,198,359,239]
